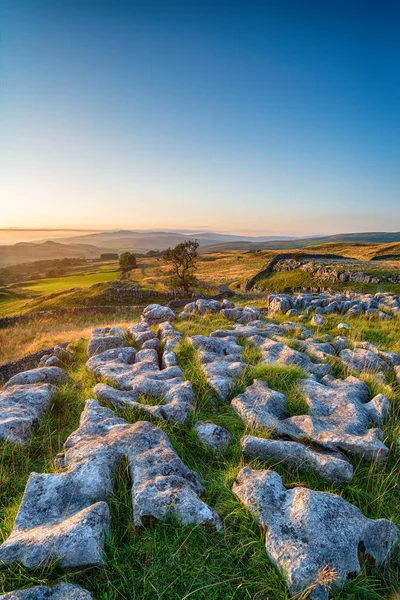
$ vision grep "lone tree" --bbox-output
[164,239,199,293]
[119,252,137,273]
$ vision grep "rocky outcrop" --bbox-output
[0,400,220,569]
[233,467,399,600]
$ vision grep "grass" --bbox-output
[0,311,141,363]
[0,311,399,598]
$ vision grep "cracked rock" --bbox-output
[233,467,399,599]
[339,348,392,373]
[248,336,332,377]
[189,334,245,399]
[0,400,220,569]
[0,384,57,445]
[87,327,126,358]
[241,436,353,483]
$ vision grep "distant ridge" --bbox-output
[200,232,400,253]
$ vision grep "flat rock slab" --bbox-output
[87,328,126,358]
[4,367,67,389]
[339,348,392,374]
[231,376,390,467]
[233,467,399,599]
[241,436,353,483]
[0,383,57,444]
[248,336,332,377]
[0,400,220,569]
[0,583,93,599]
[189,334,245,399]
[194,421,231,452]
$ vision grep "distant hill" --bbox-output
[201,232,400,253]
[43,230,296,251]
[0,241,106,267]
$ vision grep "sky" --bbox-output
[1,0,399,236]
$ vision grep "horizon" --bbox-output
[1,226,400,247]
[1,1,399,234]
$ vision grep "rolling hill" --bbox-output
[0,241,107,267]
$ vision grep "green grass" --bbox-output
[12,270,120,296]
[0,313,399,598]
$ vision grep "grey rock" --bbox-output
[0,384,57,445]
[0,583,93,599]
[222,299,235,309]
[44,356,59,367]
[196,299,221,314]
[268,295,293,315]
[4,367,67,389]
[231,380,288,431]
[194,421,231,452]
[232,376,390,462]
[332,335,349,353]
[311,315,325,326]
[248,336,331,377]
[339,348,391,373]
[189,334,245,399]
[0,400,220,569]
[337,322,349,330]
[87,334,125,358]
[183,301,197,313]
[88,326,193,423]
[233,467,399,599]
[241,436,353,483]
[142,304,176,324]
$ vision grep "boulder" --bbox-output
[233,467,399,599]
[194,421,231,452]
[141,304,176,324]
[311,315,325,326]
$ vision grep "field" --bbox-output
[0,243,399,319]
[0,309,399,599]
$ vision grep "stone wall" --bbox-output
[0,343,69,383]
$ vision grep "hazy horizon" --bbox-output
[1,1,399,234]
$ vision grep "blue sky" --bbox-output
[1,0,399,235]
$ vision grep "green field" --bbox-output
[0,311,399,599]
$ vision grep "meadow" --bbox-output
[0,310,399,599]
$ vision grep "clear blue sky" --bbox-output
[1,0,399,235]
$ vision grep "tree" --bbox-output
[119,252,137,273]
[164,240,199,293]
